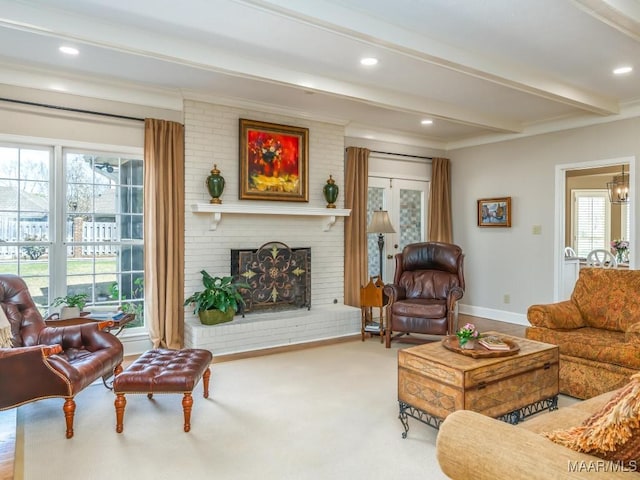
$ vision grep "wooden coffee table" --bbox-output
[397,331,559,436]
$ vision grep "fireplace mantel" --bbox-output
[191,203,351,231]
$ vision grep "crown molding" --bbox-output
[446,98,640,151]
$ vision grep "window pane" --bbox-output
[573,190,609,257]
[63,149,144,329]
[399,188,423,250]
[367,186,385,279]
[0,248,18,274]
[0,145,51,302]
[19,150,49,181]
[0,213,18,242]
[0,147,19,177]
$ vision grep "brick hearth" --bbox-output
[184,305,360,355]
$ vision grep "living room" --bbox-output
[1,1,640,478]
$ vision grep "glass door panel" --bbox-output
[367,177,428,284]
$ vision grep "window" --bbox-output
[571,189,610,257]
[0,143,144,330]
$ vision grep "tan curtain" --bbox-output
[344,147,369,307]
[144,118,185,349]
[428,157,453,243]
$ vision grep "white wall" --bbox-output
[450,117,640,323]
[184,100,347,313]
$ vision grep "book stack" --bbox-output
[478,335,510,351]
[364,322,382,333]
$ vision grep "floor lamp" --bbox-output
[367,209,396,280]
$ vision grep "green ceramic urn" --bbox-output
[323,175,339,208]
[206,164,225,204]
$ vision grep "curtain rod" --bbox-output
[0,97,145,122]
[346,148,432,160]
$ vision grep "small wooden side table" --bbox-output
[45,312,136,336]
[360,276,387,343]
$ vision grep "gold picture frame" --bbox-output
[239,119,309,202]
[477,197,512,227]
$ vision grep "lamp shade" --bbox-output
[367,210,396,234]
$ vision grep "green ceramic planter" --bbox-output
[198,308,235,325]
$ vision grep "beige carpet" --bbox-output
[16,340,448,480]
[15,340,575,480]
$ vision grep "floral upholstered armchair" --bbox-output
[526,268,640,399]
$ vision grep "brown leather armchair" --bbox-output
[0,274,124,438]
[384,242,465,348]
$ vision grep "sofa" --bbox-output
[526,268,640,399]
[437,387,639,479]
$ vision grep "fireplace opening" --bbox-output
[231,241,311,315]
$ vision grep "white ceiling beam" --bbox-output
[237,0,620,116]
[571,0,640,42]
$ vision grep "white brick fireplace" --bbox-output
[183,100,360,355]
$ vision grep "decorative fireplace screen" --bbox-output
[231,241,311,314]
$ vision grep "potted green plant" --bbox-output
[184,270,248,325]
[51,293,89,319]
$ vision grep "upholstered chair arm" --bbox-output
[625,322,640,344]
[0,344,68,409]
[437,410,630,480]
[527,300,586,330]
[445,286,464,334]
[383,284,406,303]
[446,286,464,306]
[38,321,119,352]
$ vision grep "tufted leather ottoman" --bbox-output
[113,348,213,433]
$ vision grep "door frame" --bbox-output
[554,156,635,301]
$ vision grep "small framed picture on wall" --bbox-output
[477,197,512,227]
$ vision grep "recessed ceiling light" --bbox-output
[59,46,79,56]
[421,119,433,125]
[613,66,633,75]
[360,57,378,66]
[50,85,67,92]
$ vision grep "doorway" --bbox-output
[554,156,635,301]
[367,177,429,284]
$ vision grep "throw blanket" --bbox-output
[0,306,12,348]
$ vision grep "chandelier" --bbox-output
[607,165,629,204]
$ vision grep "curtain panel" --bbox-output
[428,157,453,243]
[144,118,185,349]
[344,147,369,307]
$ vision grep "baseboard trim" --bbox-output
[459,304,529,326]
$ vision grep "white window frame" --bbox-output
[0,136,145,336]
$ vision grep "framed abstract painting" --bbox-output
[239,119,309,202]
[477,197,512,227]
